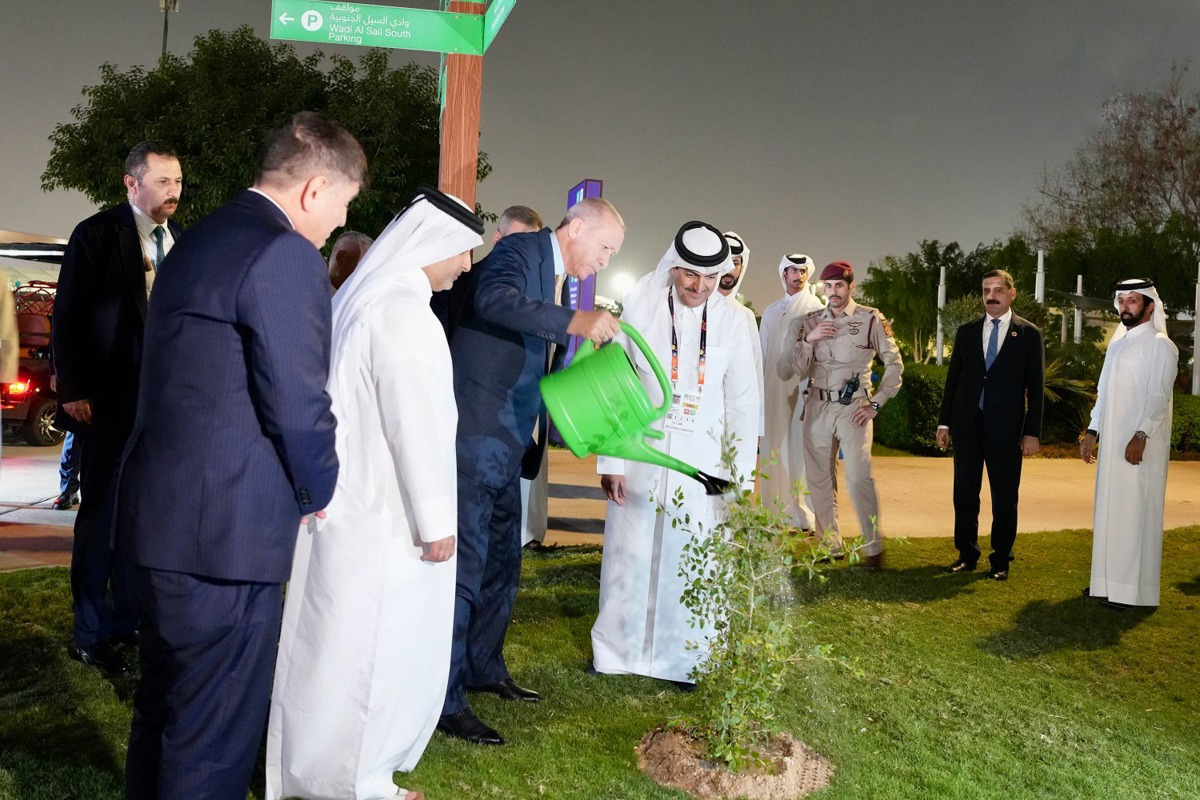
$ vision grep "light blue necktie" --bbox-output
[985,318,1000,370]
[980,318,1000,409]
[152,226,166,269]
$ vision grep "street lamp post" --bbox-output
[160,0,180,60]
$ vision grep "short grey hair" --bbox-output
[497,205,543,234]
[556,197,624,231]
[328,230,374,266]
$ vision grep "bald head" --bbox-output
[328,230,374,290]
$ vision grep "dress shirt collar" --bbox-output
[548,228,566,277]
[248,187,295,229]
[984,309,1013,327]
[130,202,175,247]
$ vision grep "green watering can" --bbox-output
[540,321,733,496]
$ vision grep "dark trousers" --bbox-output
[125,566,283,800]
[70,426,137,647]
[59,431,81,495]
[951,412,1023,569]
[443,471,523,715]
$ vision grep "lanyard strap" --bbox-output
[667,289,707,390]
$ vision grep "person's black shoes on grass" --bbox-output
[437,709,505,745]
[946,559,977,574]
[468,678,541,702]
[68,642,126,672]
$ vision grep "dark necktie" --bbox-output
[152,225,166,269]
[980,318,1000,409]
[985,318,1000,370]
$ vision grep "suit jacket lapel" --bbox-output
[537,229,554,305]
[988,316,1025,372]
[115,205,150,322]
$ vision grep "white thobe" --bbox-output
[520,451,549,546]
[266,272,458,800]
[759,291,824,529]
[729,297,765,437]
[592,289,760,682]
[1087,322,1177,607]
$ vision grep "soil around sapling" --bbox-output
[636,728,834,800]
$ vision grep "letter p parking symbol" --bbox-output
[301,10,324,31]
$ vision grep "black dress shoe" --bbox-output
[945,559,977,574]
[437,709,505,745]
[469,678,542,702]
[584,661,600,676]
[988,568,1009,581]
[69,643,126,672]
[670,680,697,693]
[862,553,883,572]
[52,492,78,510]
[1101,599,1134,610]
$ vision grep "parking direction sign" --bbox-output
[483,0,515,51]
[270,0,484,55]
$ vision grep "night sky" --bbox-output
[1,1,1197,308]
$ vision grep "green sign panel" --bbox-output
[483,0,516,51]
[270,0,484,55]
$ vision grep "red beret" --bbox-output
[820,261,854,282]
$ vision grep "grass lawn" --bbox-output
[2,528,1199,800]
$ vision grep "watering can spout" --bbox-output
[692,471,733,496]
[599,437,733,497]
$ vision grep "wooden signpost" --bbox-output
[270,0,516,208]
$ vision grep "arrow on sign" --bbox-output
[278,12,294,25]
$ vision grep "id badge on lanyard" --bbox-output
[663,289,707,436]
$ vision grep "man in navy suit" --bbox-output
[116,112,365,800]
[937,269,1044,581]
[439,198,625,745]
[52,141,184,672]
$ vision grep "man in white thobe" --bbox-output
[1081,279,1178,609]
[758,254,824,530]
[266,187,485,800]
[592,221,760,687]
[720,231,764,438]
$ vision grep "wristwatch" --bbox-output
[1134,430,1148,441]
[869,401,881,411]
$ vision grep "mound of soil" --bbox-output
[636,728,834,800]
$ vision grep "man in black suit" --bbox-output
[438,198,624,746]
[937,269,1044,580]
[52,141,184,671]
[116,112,364,800]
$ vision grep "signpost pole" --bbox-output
[438,1,484,208]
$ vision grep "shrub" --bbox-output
[1173,393,1200,452]
[874,362,947,454]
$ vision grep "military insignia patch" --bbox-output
[850,328,860,335]
[1010,330,1017,338]
[882,319,894,337]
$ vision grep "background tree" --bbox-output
[41,26,491,239]
[860,239,1032,363]
[1025,66,1198,311]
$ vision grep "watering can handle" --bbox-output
[617,321,673,417]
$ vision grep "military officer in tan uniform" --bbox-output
[792,261,903,570]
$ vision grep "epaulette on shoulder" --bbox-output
[805,309,823,318]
